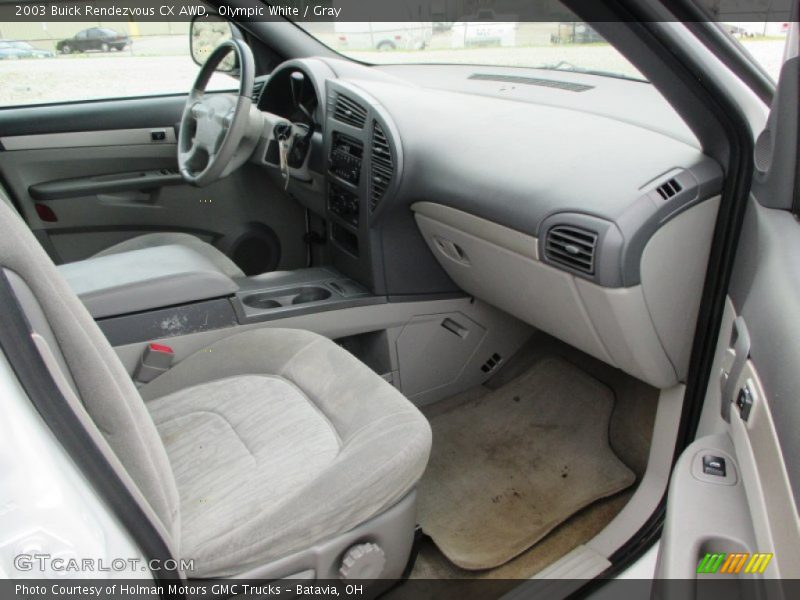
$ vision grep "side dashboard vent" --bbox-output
[656,178,682,200]
[370,121,394,211]
[545,225,598,275]
[252,79,266,101]
[333,93,367,128]
[480,353,503,373]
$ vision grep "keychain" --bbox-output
[274,123,292,190]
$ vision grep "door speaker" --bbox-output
[218,223,281,276]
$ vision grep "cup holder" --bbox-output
[292,286,332,305]
[241,285,334,312]
[242,294,282,310]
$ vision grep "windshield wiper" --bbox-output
[538,61,647,83]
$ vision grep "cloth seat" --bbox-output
[141,328,431,577]
[0,197,432,579]
[92,232,245,279]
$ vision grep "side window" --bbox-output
[0,20,236,108]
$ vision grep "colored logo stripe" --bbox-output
[697,553,725,574]
[745,553,773,574]
[696,552,773,574]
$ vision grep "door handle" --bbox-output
[434,236,470,265]
[721,316,751,422]
[29,170,182,201]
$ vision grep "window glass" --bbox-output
[0,21,236,108]
[721,22,792,81]
[298,21,648,82]
[299,19,792,83]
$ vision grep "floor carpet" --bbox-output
[417,356,636,570]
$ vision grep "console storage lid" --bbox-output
[58,244,239,319]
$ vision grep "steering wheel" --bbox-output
[178,39,255,186]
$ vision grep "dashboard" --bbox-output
[249,56,724,389]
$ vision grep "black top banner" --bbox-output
[0,0,797,22]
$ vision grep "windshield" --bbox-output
[297,21,648,82]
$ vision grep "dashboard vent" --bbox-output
[370,121,393,211]
[252,79,266,101]
[469,73,594,92]
[333,94,367,128]
[545,225,598,275]
[656,178,683,200]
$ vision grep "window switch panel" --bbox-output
[702,455,727,477]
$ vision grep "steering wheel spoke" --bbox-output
[179,142,200,165]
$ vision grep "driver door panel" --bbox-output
[0,95,307,270]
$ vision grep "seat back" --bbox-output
[0,195,180,546]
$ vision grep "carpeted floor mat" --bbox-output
[417,356,635,570]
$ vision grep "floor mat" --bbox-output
[417,357,635,570]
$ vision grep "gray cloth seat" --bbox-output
[140,328,432,577]
[0,197,432,579]
[92,232,246,279]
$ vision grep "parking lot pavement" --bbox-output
[348,39,785,81]
[0,38,785,107]
[0,55,236,106]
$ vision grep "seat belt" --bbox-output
[133,343,174,385]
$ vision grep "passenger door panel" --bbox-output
[657,30,800,584]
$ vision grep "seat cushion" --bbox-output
[148,375,341,564]
[93,232,245,279]
[141,328,432,577]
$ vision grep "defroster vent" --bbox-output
[656,178,682,200]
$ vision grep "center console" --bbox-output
[329,132,363,186]
[324,81,402,295]
[58,244,238,320]
[94,266,383,347]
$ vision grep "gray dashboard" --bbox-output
[256,57,723,294]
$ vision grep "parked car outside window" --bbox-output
[56,27,130,54]
[0,40,53,59]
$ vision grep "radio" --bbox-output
[329,132,363,185]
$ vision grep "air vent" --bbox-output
[252,79,266,101]
[545,225,598,275]
[469,73,594,92]
[481,353,503,374]
[333,94,367,128]
[370,121,394,211]
[656,178,683,200]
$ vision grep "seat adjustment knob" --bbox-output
[339,542,386,580]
